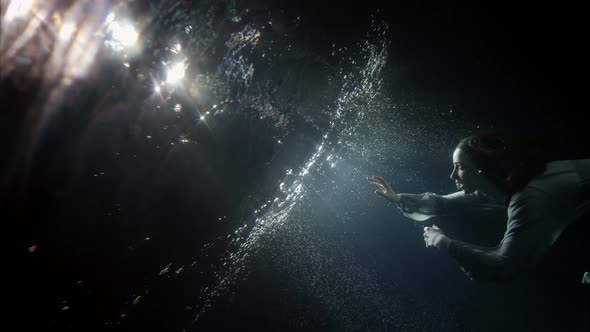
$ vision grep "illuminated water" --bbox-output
[5,1,588,331]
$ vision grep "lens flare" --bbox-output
[4,0,34,22]
[109,21,137,47]
[166,60,187,84]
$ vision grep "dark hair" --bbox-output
[456,131,549,194]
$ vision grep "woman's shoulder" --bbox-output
[544,159,590,171]
[508,186,553,212]
[509,162,579,212]
[527,160,585,193]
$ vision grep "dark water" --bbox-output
[3,0,589,331]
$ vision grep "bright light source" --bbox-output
[59,21,76,42]
[166,61,186,84]
[109,21,137,47]
[171,43,182,54]
[4,0,34,21]
[105,12,115,25]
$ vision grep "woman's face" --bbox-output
[450,148,481,194]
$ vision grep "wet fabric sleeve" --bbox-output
[396,191,503,222]
[445,189,566,281]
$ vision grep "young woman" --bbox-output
[369,133,590,282]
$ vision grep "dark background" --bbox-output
[3,0,588,331]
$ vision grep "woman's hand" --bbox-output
[423,225,449,249]
[368,175,401,203]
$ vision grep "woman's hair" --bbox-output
[456,131,549,194]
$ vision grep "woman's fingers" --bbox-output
[368,178,387,191]
[369,176,398,202]
[367,176,383,185]
[368,176,392,192]
[369,181,385,190]
[423,230,432,247]
[368,175,386,184]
